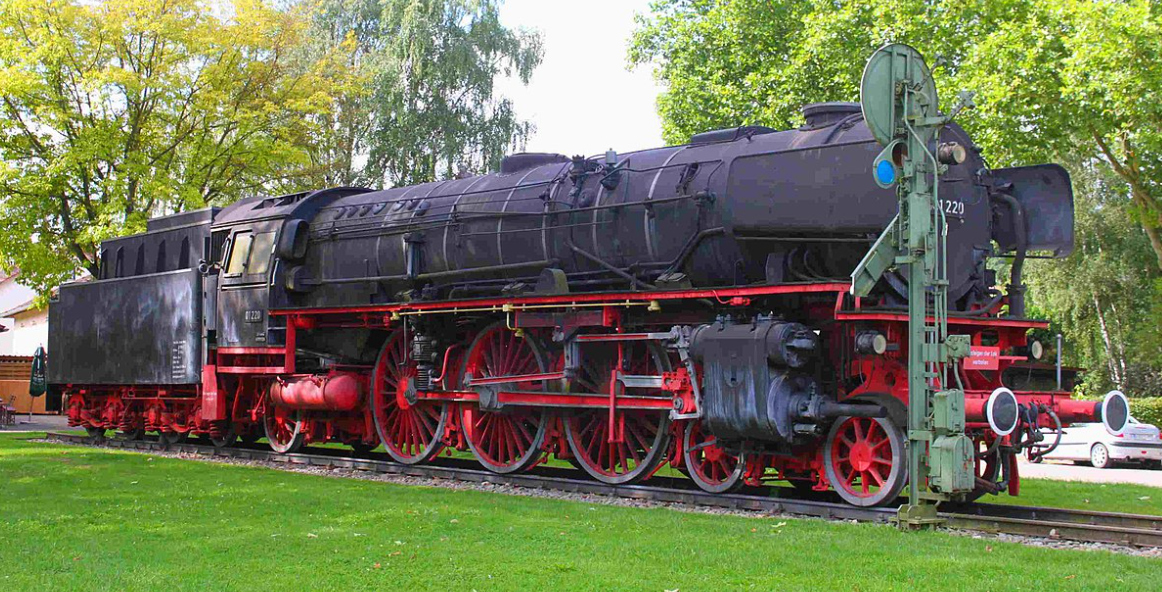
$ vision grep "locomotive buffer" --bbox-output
[851,44,977,527]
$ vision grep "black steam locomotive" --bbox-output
[50,101,1116,507]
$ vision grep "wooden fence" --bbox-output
[0,355,48,414]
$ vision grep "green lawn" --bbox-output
[980,476,1162,516]
[2,433,1158,591]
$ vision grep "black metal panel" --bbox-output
[992,164,1074,257]
[145,207,218,232]
[48,269,202,385]
[99,217,213,280]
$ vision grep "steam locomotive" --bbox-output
[49,101,1128,507]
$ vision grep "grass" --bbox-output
[1,433,1160,591]
[981,476,1162,516]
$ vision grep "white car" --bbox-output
[1035,418,1162,469]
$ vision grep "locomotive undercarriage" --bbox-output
[65,284,1095,507]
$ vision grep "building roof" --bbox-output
[0,296,38,318]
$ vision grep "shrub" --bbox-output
[1130,398,1162,427]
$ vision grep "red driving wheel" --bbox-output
[459,323,549,474]
[371,329,449,464]
[563,341,671,485]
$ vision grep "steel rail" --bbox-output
[44,432,1162,549]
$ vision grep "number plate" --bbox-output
[940,199,966,218]
[244,310,263,323]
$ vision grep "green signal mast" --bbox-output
[851,44,977,527]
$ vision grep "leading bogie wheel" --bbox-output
[682,420,745,493]
[371,329,449,465]
[264,409,305,454]
[460,322,549,474]
[823,415,907,507]
[563,341,671,485]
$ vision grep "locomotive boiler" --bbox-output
[49,101,1127,507]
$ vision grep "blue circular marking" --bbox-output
[875,160,896,185]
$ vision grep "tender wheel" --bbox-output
[460,323,549,474]
[113,428,144,441]
[823,416,907,507]
[371,329,448,465]
[1090,443,1112,469]
[564,342,671,485]
[85,427,107,440]
[158,430,187,447]
[239,429,262,446]
[264,409,305,454]
[682,420,744,493]
[210,425,238,449]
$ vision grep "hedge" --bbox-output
[1131,398,1162,428]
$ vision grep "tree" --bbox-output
[1025,162,1162,396]
[301,0,543,188]
[630,0,1162,271]
[0,0,334,294]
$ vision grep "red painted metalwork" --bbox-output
[217,347,286,355]
[459,323,549,473]
[683,420,744,493]
[269,372,365,411]
[267,282,850,317]
[563,340,672,484]
[61,276,1109,507]
[370,329,449,464]
[827,417,900,502]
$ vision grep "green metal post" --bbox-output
[852,44,975,527]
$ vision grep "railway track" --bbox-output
[45,431,1162,549]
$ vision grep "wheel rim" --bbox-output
[371,329,448,464]
[460,323,548,473]
[1092,444,1108,466]
[264,409,304,454]
[683,420,744,493]
[563,341,671,484]
[824,416,906,507]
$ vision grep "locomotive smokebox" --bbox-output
[270,372,365,411]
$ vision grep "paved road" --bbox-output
[0,413,69,433]
[1018,458,1162,488]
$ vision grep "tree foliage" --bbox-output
[631,0,1162,394]
[301,0,542,187]
[0,0,542,294]
[630,0,1162,271]
[0,0,334,293]
[1025,163,1162,396]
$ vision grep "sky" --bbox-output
[496,0,665,157]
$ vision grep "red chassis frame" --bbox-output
[65,281,1099,497]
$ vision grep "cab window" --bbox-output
[225,232,253,275]
[247,232,275,275]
